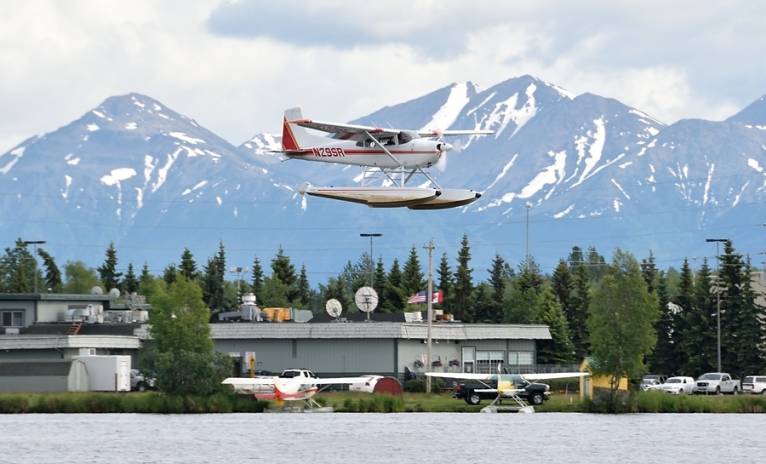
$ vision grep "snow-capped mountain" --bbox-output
[2,78,766,277]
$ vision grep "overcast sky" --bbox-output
[1,0,764,153]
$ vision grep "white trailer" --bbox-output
[73,355,131,392]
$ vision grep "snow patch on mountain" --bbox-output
[519,150,567,199]
[703,163,715,205]
[485,154,519,191]
[100,168,137,186]
[748,158,763,173]
[422,82,471,131]
[61,175,72,199]
[571,117,606,187]
[86,123,100,132]
[152,148,181,192]
[554,204,575,218]
[169,132,205,145]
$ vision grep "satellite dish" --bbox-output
[354,287,379,313]
[108,288,121,298]
[325,299,343,318]
[90,286,104,295]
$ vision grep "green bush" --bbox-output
[403,377,446,393]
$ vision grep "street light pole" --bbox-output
[22,240,46,294]
[424,240,434,394]
[360,233,382,288]
[706,238,727,373]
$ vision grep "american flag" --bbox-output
[407,290,444,304]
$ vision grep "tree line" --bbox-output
[1,236,764,379]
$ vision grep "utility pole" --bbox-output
[706,238,727,373]
[525,203,531,271]
[424,240,434,394]
[22,240,46,294]
[360,233,382,288]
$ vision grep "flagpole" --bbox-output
[425,240,434,394]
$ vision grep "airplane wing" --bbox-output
[425,372,495,381]
[291,119,400,138]
[222,377,277,386]
[310,377,376,385]
[417,129,495,137]
[292,119,494,140]
[521,372,589,381]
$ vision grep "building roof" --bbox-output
[206,322,551,340]
[0,293,113,303]
[0,335,140,350]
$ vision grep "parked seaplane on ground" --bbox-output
[223,368,371,411]
[426,369,588,413]
[278,108,493,209]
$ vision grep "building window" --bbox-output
[1,310,24,327]
[476,350,504,373]
[508,351,534,367]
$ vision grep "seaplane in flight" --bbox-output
[223,368,372,411]
[426,368,588,413]
[279,108,493,209]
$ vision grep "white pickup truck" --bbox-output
[693,372,740,394]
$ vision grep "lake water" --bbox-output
[2,413,765,463]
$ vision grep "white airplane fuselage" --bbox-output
[285,139,443,169]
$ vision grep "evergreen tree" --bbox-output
[534,286,576,364]
[373,257,387,299]
[163,264,178,286]
[381,258,405,313]
[97,242,122,291]
[586,246,608,282]
[640,251,658,294]
[717,240,745,373]
[437,252,454,312]
[488,254,507,322]
[271,246,296,287]
[323,276,351,313]
[568,246,585,270]
[674,259,695,374]
[251,257,264,296]
[570,257,591,359]
[401,246,424,297]
[179,248,198,281]
[682,259,717,375]
[296,265,310,307]
[588,250,659,408]
[0,240,41,293]
[259,276,290,307]
[139,263,152,287]
[202,255,225,312]
[471,283,495,323]
[649,271,677,374]
[37,248,63,293]
[734,259,765,377]
[516,257,543,293]
[453,234,473,321]
[552,259,579,353]
[123,263,139,294]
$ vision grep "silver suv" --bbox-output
[742,376,766,394]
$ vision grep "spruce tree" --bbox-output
[437,252,453,312]
[381,258,404,312]
[123,263,139,294]
[37,248,63,293]
[373,257,387,298]
[97,242,122,291]
[586,246,608,281]
[271,246,296,288]
[735,259,765,377]
[1,240,41,293]
[401,246,424,297]
[718,240,745,373]
[534,286,576,364]
[641,251,658,294]
[552,259,578,353]
[570,259,591,359]
[163,264,178,286]
[453,234,473,321]
[140,263,152,286]
[251,257,264,296]
[682,259,717,375]
[674,259,695,373]
[296,265,310,307]
[202,256,224,312]
[488,254,507,322]
[649,271,676,374]
[179,248,198,281]
[471,283,494,323]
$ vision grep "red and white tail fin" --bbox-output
[282,107,326,151]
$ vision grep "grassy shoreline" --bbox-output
[1,391,764,414]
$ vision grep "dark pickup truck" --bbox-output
[453,374,551,405]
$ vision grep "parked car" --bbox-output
[349,375,383,393]
[742,375,766,394]
[640,375,668,391]
[657,376,695,394]
[693,372,740,394]
[130,369,156,391]
[453,374,550,406]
